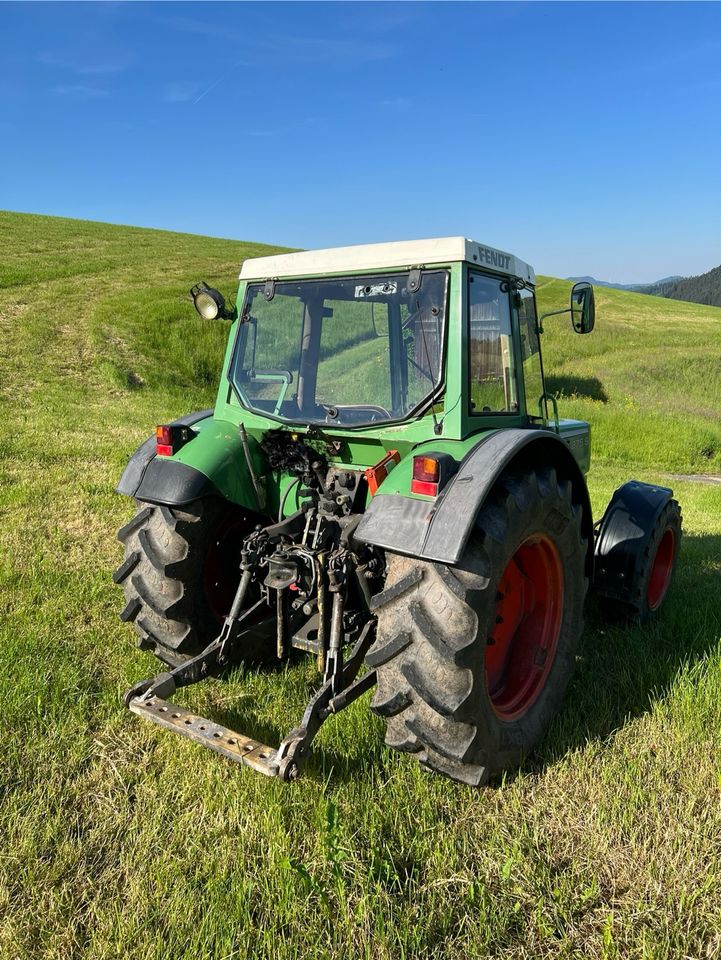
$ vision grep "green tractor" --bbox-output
[116,237,681,785]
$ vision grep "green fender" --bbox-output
[116,413,263,512]
[356,428,594,576]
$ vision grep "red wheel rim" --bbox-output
[485,534,564,721]
[203,511,250,622]
[646,528,675,611]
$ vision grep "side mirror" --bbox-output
[570,282,595,334]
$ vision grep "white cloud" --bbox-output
[162,82,202,103]
[158,15,395,66]
[37,52,130,76]
[53,85,109,98]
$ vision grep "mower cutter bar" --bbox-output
[129,695,280,777]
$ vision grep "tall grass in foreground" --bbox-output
[1,212,720,959]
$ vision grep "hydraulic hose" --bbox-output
[239,423,265,511]
[277,476,301,523]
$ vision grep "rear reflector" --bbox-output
[411,478,439,497]
[365,450,401,495]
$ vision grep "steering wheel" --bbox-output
[358,405,392,421]
[322,404,392,423]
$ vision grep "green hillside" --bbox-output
[536,277,721,473]
[1,211,720,960]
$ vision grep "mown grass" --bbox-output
[537,277,721,474]
[1,211,720,959]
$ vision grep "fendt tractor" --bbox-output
[115,237,681,785]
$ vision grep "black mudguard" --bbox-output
[356,428,594,576]
[116,409,219,506]
[593,480,673,601]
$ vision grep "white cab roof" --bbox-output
[239,237,535,284]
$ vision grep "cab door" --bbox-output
[467,271,519,416]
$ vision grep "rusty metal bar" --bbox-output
[125,622,378,782]
[276,588,287,660]
[128,696,280,777]
[316,552,327,673]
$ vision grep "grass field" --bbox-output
[1,211,720,960]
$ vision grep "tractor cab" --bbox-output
[195,237,595,449]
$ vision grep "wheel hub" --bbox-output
[486,534,564,721]
[646,527,676,611]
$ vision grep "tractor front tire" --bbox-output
[114,497,263,668]
[369,468,587,786]
[598,497,682,624]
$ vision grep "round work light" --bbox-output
[192,285,226,320]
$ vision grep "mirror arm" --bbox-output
[537,307,570,334]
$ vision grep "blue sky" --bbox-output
[2,1,720,283]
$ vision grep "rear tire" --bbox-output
[115,497,266,668]
[369,468,587,786]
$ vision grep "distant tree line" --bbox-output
[637,266,721,307]
[569,266,721,308]
[661,265,721,307]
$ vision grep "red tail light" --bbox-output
[156,425,173,457]
[155,424,191,457]
[411,455,441,497]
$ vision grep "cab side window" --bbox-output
[516,288,545,420]
[468,274,517,414]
